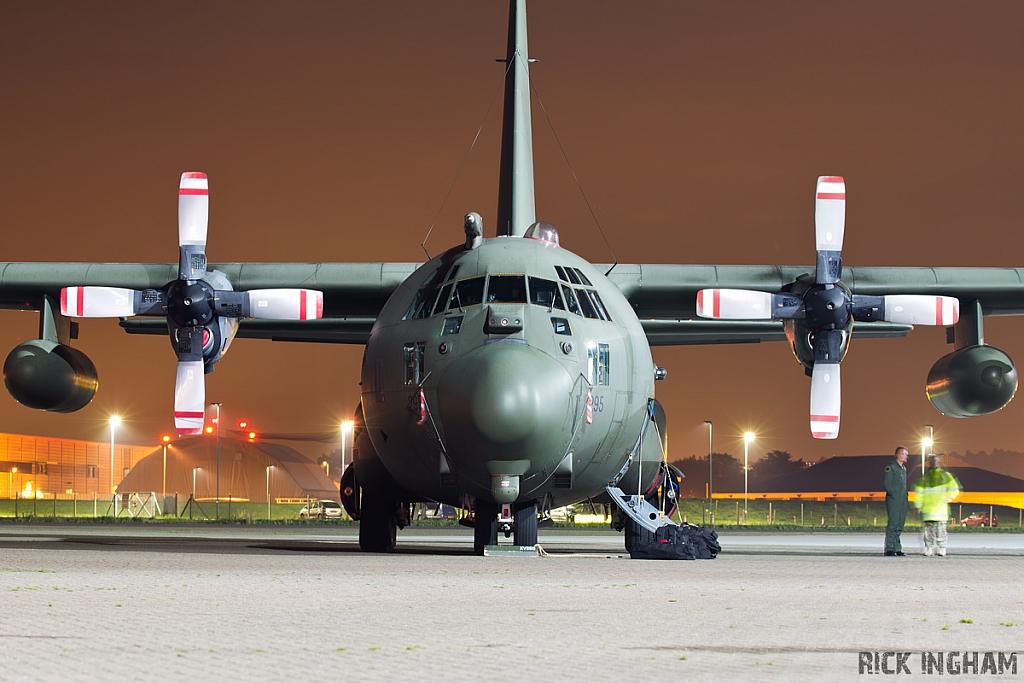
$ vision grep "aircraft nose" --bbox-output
[436,342,574,456]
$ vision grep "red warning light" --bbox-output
[205,426,214,434]
[161,435,171,444]
[238,420,248,429]
[247,431,257,442]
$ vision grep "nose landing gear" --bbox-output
[472,499,539,555]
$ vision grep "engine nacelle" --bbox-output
[3,340,99,412]
[785,319,853,372]
[926,345,1017,417]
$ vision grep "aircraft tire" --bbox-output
[514,502,538,547]
[474,500,500,555]
[358,492,397,552]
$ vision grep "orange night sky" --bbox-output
[1,1,1022,464]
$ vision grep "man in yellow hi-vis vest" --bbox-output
[913,454,962,556]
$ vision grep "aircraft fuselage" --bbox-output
[360,232,658,510]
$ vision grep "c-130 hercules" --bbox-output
[0,1,1020,553]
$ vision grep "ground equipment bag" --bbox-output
[629,523,719,560]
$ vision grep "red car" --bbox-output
[961,512,998,527]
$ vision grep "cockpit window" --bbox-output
[487,275,527,303]
[590,290,612,321]
[444,264,461,283]
[529,277,564,310]
[554,265,569,282]
[449,277,485,310]
[573,268,593,286]
[404,264,444,320]
[561,284,582,316]
[564,268,582,285]
[432,283,453,316]
[576,288,600,319]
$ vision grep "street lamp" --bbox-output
[704,421,713,526]
[743,431,756,521]
[266,465,275,521]
[340,420,355,473]
[321,461,330,478]
[8,467,16,498]
[212,402,222,519]
[923,424,934,474]
[161,435,171,497]
[193,466,201,500]
[108,415,121,495]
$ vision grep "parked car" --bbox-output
[299,500,343,520]
[961,511,998,527]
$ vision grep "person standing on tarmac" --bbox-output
[914,454,962,556]
[883,446,909,556]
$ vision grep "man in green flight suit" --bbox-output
[913,454,962,556]
[883,446,909,556]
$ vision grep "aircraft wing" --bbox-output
[0,261,420,344]
[607,264,1024,345]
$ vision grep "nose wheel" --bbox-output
[472,500,538,554]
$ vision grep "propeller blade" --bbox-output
[245,289,324,320]
[60,286,138,317]
[174,359,206,436]
[696,289,772,319]
[814,175,845,284]
[884,295,959,326]
[809,329,843,439]
[810,361,841,439]
[178,172,209,281]
[851,295,959,325]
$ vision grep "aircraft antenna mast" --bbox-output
[496,0,536,237]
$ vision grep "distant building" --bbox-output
[0,432,154,497]
[713,454,1024,508]
[0,432,336,502]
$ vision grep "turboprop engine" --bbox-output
[926,345,1018,417]
[3,340,99,412]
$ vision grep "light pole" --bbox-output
[743,432,756,522]
[321,461,330,478]
[193,466,200,500]
[212,403,221,519]
[340,420,355,473]
[266,465,274,521]
[161,435,170,497]
[8,467,16,498]
[923,424,934,474]
[704,421,713,526]
[108,415,121,495]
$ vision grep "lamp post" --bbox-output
[212,403,222,519]
[923,424,934,474]
[108,415,121,495]
[743,431,756,522]
[321,461,330,478]
[193,466,200,500]
[161,435,171,497]
[8,467,16,498]
[704,421,713,526]
[266,465,274,521]
[340,420,355,473]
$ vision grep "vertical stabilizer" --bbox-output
[496,0,536,237]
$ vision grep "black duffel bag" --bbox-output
[629,523,720,560]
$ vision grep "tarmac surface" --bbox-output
[0,524,1020,682]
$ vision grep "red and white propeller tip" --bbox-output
[174,360,205,435]
[696,289,772,320]
[809,363,841,439]
[178,172,209,248]
[60,287,136,318]
[814,175,846,253]
[247,289,324,320]
[883,295,959,326]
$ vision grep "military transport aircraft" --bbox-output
[1,0,1022,553]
